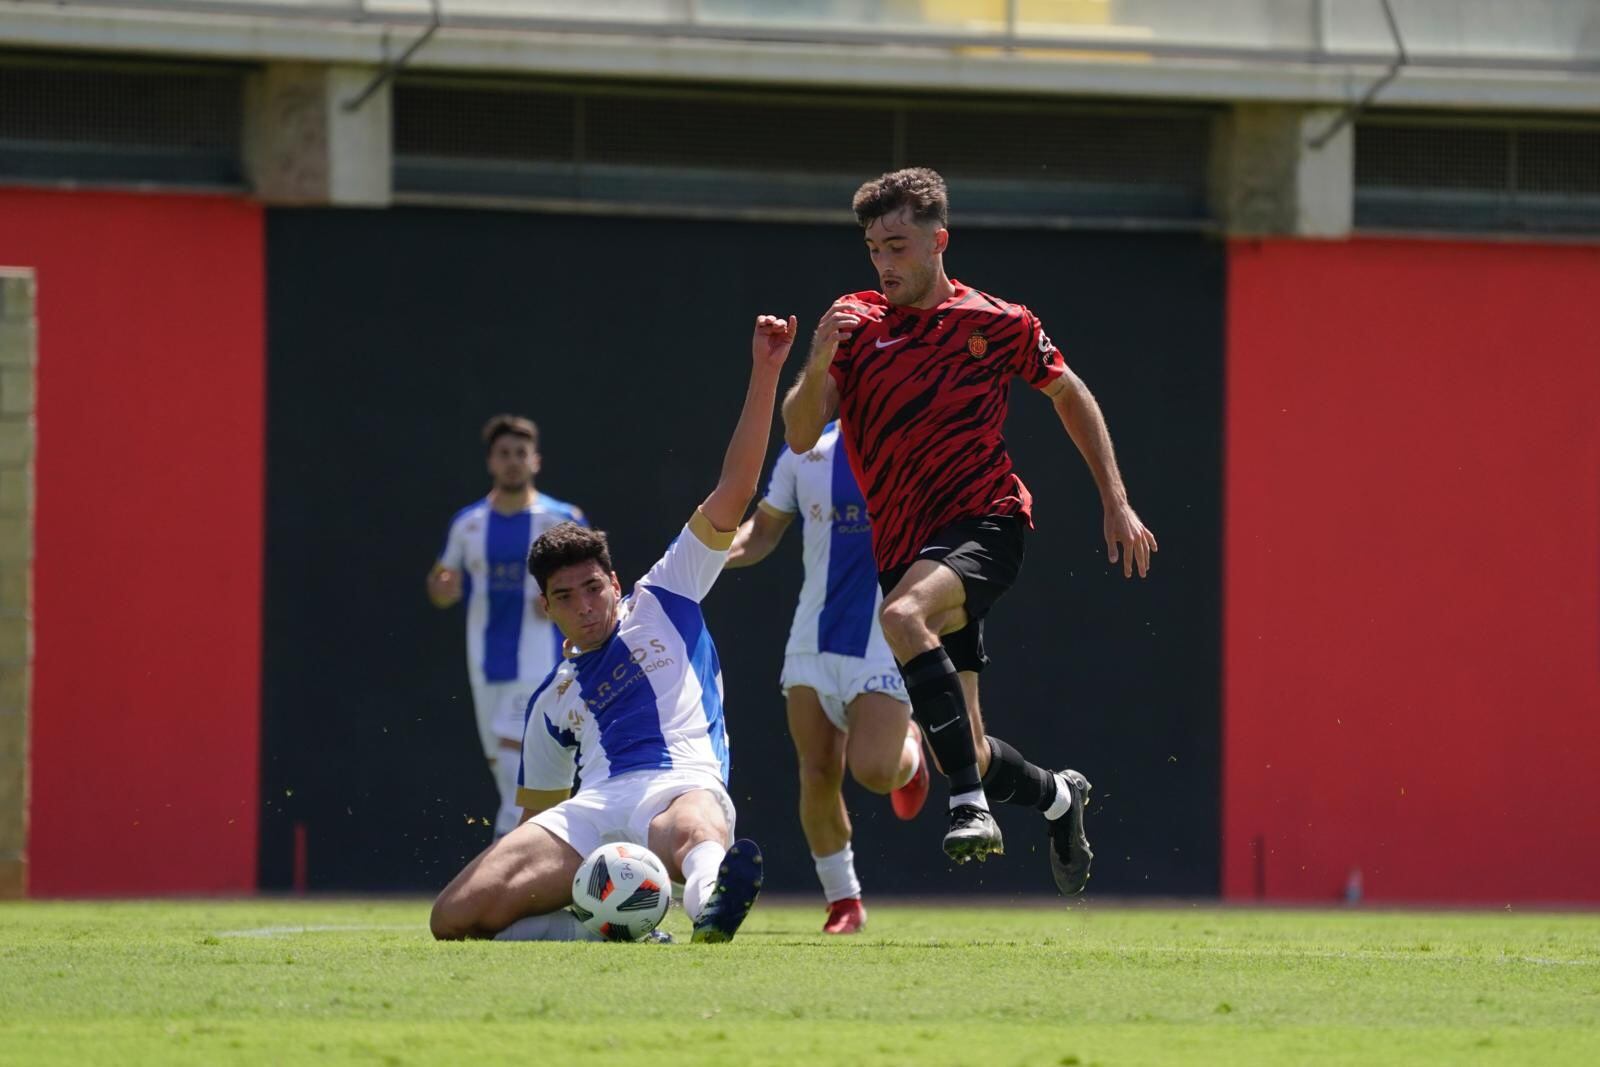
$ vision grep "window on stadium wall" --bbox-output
[260,207,1225,897]
[0,55,245,188]
[1355,113,1600,236]
[391,77,1217,228]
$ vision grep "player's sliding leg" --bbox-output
[494,912,601,942]
[879,560,1002,863]
[955,672,1094,895]
[494,913,672,944]
[646,788,762,944]
[786,687,863,934]
[429,820,582,940]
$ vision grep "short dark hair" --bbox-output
[482,414,538,453]
[852,167,949,229]
[528,521,614,591]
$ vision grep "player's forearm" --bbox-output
[781,359,832,453]
[725,521,763,568]
[703,365,784,531]
[1054,380,1129,507]
[726,521,782,568]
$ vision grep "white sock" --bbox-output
[950,788,989,811]
[494,912,601,942]
[1042,773,1073,821]
[680,840,726,922]
[812,845,862,903]
[489,752,521,838]
[894,732,921,789]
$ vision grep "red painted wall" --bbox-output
[0,189,263,894]
[1225,237,1600,903]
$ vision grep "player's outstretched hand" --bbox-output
[753,314,798,372]
[1104,503,1158,579]
[809,301,866,366]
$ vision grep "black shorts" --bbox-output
[877,515,1026,673]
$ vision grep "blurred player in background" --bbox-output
[430,313,795,944]
[783,167,1157,894]
[725,420,928,935]
[427,415,586,839]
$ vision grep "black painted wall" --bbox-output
[262,207,1223,898]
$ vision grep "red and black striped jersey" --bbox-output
[827,281,1068,572]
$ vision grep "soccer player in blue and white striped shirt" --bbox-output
[724,422,928,934]
[430,314,797,945]
[427,415,586,839]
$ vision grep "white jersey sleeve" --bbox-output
[439,512,468,570]
[637,509,733,603]
[760,448,799,515]
[516,680,579,798]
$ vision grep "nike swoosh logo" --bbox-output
[928,716,963,734]
[874,337,908,349]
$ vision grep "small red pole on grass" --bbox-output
[292,822,309,895]
[1252,834,1266,900]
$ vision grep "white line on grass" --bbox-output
[216,924,420,938]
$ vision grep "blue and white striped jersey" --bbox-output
[439,494,586,685]
[760,422,889,661]
[517,511,733,794]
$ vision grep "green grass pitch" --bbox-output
[1,899,1597,1065]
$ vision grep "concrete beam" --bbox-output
[3,3,1600,114]
[1212,104,1353,238]
[243,62,391,206]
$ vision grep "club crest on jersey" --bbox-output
[557,678,574,697]
[966,330,990,360]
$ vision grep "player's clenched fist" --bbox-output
[809,301,866,366]
[752,314,798,371]
[427,564,463,608]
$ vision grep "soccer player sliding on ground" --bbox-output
[724,420,930,935]
[782,167,1158,893]
[430,313,798,944]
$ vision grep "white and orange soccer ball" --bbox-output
[569,842,672,941]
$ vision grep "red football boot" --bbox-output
[822,897,866,935]
[889,721,930,820]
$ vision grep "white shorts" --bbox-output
[529,769,737,861]
[470,679,541,760]
[781,651,908,732]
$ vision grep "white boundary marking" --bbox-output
[216,923,419,938]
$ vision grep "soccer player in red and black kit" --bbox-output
[782,167,1157,894]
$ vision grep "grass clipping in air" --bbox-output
[1,899,1597,1065]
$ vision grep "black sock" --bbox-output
[982,736,1060,812]
[900,648,981,795]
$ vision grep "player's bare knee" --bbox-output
[797,756,844,795]
[847,743,902,794]
[850,761,899,795]
[879,597,931,657]
[429,893,471,941]
[660,806,728,862]
[663,823,723,877]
